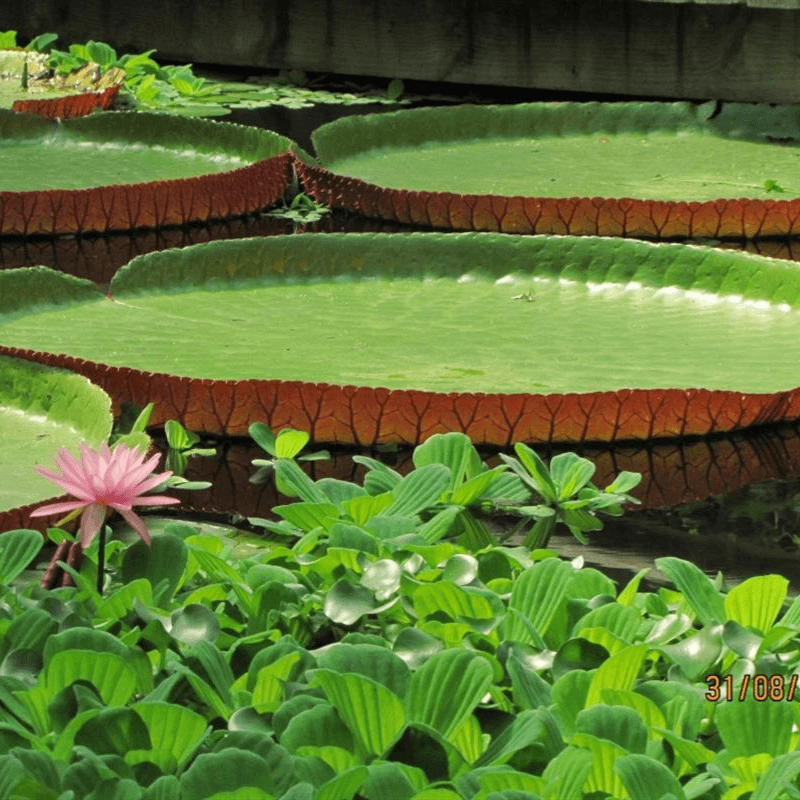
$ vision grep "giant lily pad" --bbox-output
[0,109,294,235]
[0,354,112,531]
[1,232,800,445]
[296,101,800,239]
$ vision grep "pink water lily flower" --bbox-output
[31,442,180,548]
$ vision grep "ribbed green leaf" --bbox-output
[413,582,499,623]
[121,533,188,604]
[274,502,340,533]
[383,464,452,517]
[572,733,627,798]
[585,644,647,708]
[599,690,666,737]
[615,754,687,800]
[179,751,278,800]
[313,670,405,758]
[132,702,208,772]
[185,641,234,705]
[340,493,393,525]
[550,452,596,501]
[316,765,369,800]
[476,708,547,767]
[412,432,481,491]
[416,506,462,544]
[275,428,310,458]
[751,752,800,800]
[716,694,794,758]
[406,649,493,739]
[576,704,647,754]
[273,459,329,504]
[281,704,354,755]
[1,607,57,659]
[542,746,593,800]
[724,575,788,634]
[74,707,151,756]
[655,557,726,626]
[0,529,43,585]
[45,650,137,706]
[316,644,410,697]
[505,557,573,641]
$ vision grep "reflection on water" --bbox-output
[155,421,800,587]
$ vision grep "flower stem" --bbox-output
[97,526,105,594]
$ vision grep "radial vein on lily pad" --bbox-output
[30,442,179,548]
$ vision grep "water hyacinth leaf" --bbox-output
[169,604,220,646]
[392,628,444,670]
[723,620,763,660]
[576,705,647,754]
[121,534,188,605]
[715,694,794,758]
[505,557,574,642]
[585,644,647,708]
[406,649,493,739]
[73,707,151,756]
[384,464,452,517]
[658,624,724,682]
[645,613,693,646]
[45,651,137,706]
[615,754,687,800]
[316,644,411,697]
[0,529,43,585]
[94,579,153,621]
[132,702,208,772]
[0,649,42,685]
[655,557,726,626]
[324,579,390,625]
[553,639,610,682]
[359,559,401,601]
[442,553,479,585]
[724,574,788,634]
[312,669,406,758]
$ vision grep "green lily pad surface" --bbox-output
[297,102,800,238]
[0,355,112,513]
[0,110,294,234]
[2,233,800,444]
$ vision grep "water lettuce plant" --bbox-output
[2,425,799,798]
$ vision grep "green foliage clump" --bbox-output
[0,426,799,798]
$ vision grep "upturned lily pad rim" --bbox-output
[0,109,298,235]
[0,354,113,522]
[299,101,800,239]
[2,233,800,445]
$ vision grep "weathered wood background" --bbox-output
[2,0,800,102]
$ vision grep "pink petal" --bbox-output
[78,504,108,549]
[129,470,173,496]
[29,499,89,517]
[35,468,96,502]
[118,508,152,546]
[130,495,180,507]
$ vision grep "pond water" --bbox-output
[5,81,800,588]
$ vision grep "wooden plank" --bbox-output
[3,0,800,102]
